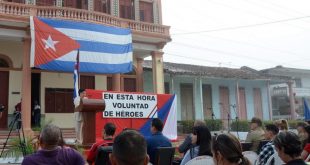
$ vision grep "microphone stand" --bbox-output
[227,112,230,133]
[231,104,240,140]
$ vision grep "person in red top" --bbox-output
[301,125,310,160]
[87,122,116,165]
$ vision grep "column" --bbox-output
[88,0,94,11]
[111,0,119,17]
[266,81,273,120]
[112,74,121,91]
[25,0,35,5]
[21,37,33,136]
[151,51,164,94]
[56,0,62,7]
[136,58,144,92]
[288,81,296,119]
[235,80,240,119]
[134,0,140,21]
[153,0,162,24]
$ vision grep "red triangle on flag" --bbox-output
[33,17,80,66]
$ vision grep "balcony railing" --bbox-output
[0,1,170,36]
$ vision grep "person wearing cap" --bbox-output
[245,117,265,152]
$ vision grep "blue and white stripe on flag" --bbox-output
[37,17,133,74]
[73,50,79,99]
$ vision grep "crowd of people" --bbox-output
[21,116,310,165]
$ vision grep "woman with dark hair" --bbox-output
[212,133,250,165]
[274,131,306,164]
[180,125,212,165]
[301,125,310,160]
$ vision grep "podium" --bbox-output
[75,98,105,145]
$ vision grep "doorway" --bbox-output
[0,71,9,129]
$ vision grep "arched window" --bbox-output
[0,55,12,68]
[0,59,9,68]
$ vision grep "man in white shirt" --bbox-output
[74,89,86,144]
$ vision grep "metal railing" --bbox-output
[0,1,170,36]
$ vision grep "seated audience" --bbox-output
[87,122,116,165]
[274,119,289,132]
[110,130,149,165]
[301,125,310,160]
[297,122,308,148]
[146,118,172,164]
[178,120,206,154]
[245,117,265,151]
[22,124,85,165]
[257,124,279,165]
[212,133,250,165]
[273,131,306,165]
[180,125,212,165]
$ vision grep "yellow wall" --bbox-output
[0,40,23,68]
[41,72,108,128]
[41,72,74,127]
[8,71,22,114]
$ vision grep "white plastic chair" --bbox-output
[242,151,258,165]
[185,155,214,165]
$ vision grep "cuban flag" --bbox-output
[30,16,133,74]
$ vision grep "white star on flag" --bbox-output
[42,35,59,51]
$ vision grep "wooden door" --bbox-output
[119,0,134,19]
[219,86,230,129]
[0,71,9,129]
[180,84,195,120]
[238,87,247,120]
[202,84,212,119]
[80,75,95,89]
[139,1,153,23]
[123,78,136,92]
[253,88,263,119]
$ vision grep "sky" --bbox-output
[159,0,310,70]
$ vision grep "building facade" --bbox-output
[0,0,170,132]
[144,61,289,123]
[262,66,310,120]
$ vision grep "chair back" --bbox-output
[185,155,214,165]
[154,147,175,165]
[241,142,253,151]
[257,140,270,153]
[95,146,113,165]
[242,151,258,165]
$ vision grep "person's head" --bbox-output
[39,124,62,150]
[194,120,206,127]
[273,131,302,163]
[103,122,116,138]
[192,125,212,156]
[274,119,288,131]
[264,124,279,140]
[34,100,38,105]
[151,118,163,133]
[249,117,262,130]
[304,125,310,143]
[212,133,250,165]
[296,122,308,134]
[110,130,149,165]
[78,89,86,98]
